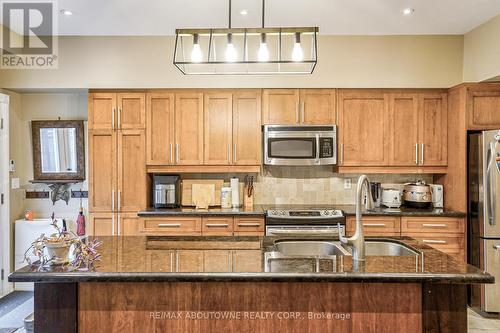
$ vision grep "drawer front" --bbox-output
[202,217,234,236]
[139,217,201,235]
[401,217,464,234]
[403,233,464,250]
[346,216,400,236]
[233,217,264,235]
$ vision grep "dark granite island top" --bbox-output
[10,236,492,333]
[9,236,491,283]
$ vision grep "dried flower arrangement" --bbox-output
[23,213,102,271]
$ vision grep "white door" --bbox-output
[0,93,10,297]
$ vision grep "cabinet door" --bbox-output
[175,93,204,165]
[338,91,389,166]
[204,250,231,272]
[262,89,300,124]
[388,94,419,166]
[233,91,262,165]
[89,213,117,236]
[119,213,140,235]
[147,250,174,272]
[467,90,500,129]
[232,250,262,272]
[146,92,175,165]
[204,93,233,165]
[418,94,447,166]
[88,93,116,130]
[176,250,204,272]
[89,130,117,212]
[117,130,146,212]
[117,93,145,130]
[300,89,336,124]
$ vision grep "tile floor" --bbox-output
[468,308,500,332]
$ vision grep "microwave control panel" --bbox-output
[319,138,334,158]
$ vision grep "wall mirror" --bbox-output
[32,120,85,181]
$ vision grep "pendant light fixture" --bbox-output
[173,0,318,75]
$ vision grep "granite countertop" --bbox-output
[9,236,491,284]
[138,205,465,218]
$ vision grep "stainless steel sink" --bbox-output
[342,241,419,257]
[274,241,351,256]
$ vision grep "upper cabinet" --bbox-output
[146,92,175,165]
[467,89,500,130]
[175,93,204,165]
[89,92,145,130]
[338,89,447,172]
[262,89,336,125]
[232,91,262,165]
[204,93,233,165]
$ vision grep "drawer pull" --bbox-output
[363,223,386,227]
[206,223,229,228]
[238,223,261,227]
[423,239,447,244]
[158,223,181,228]
[493,244,500,250]
[422,224,447,228]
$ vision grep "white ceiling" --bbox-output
[6,0,500,35]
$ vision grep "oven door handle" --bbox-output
[315,134,320,163]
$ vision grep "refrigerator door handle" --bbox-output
[486,142,496,226]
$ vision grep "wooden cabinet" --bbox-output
[175,92,204,165]
[202,217,234,236]
[388,94,419,166]
[89,130,116,212]
[139,217,202,236]
[89,92,144,130]
[176,250,204,272]
[232,250,262,272]
[119,213,141,235]
[418,93,447,166]
[204,93,233,165]
[262,89,335,125]
[147,250,174,272]
[204,250,231,272]
[233,217,265,235]
[467,90,500,129]
[346,216,400,237]
[89,213,116,236]
[88,93,116,130]
[146,92,175,165]
[117,93,145,130]
[233,91,262,165]
[338,90,389,166]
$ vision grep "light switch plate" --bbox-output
[344,178,352,190]
[11,177,19,189]
[9,160,15,172]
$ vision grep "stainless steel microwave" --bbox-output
[263,125,337,166]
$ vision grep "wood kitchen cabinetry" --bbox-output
[345,216,400,237]
[467,89,500,129]
[262,89,336,125]
[89,92,145,130]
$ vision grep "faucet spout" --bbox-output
[339,175,373,262]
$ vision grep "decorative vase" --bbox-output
[45,241,71,265]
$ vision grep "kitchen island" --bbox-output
[10,236,493,333]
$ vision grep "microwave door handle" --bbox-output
[315,134,320,163]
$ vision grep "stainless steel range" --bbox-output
[265,209,345,237]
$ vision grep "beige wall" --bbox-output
[0,35,464,89]
[464,14,500,82]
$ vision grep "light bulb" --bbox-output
[191,34,203,62]
[225,33,237,62]
[291,32,303,62]
[258,33,269,62]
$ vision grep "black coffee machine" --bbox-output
[152,175,180,208]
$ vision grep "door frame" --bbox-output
[0,93,11,297]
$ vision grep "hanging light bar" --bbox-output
[173,0,318,75]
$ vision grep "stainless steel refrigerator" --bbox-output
[468,129,500,314]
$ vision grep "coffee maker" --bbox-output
[153,175,180,208]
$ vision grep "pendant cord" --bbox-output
[228,0,232,28]
[262,0,266,28]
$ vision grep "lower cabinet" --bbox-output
[88,212,141,236]
[346,216,400,237]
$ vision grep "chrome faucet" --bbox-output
[339,175,374,263]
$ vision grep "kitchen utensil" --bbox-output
[403,181,432,208]
[429,184,444,208]
[381,188,402,208]
[181,179,223,206]
[192,184,215,210]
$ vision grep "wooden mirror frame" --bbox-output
[31,120,85,182]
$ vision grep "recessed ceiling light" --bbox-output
[402,8,414,16]
[60,9,73,16]
[240,9,248,16]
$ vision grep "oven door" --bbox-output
[266,225,344,237]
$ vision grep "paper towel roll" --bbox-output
[230,178,239,208]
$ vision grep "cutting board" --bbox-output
[191,184,215,210]
[181,179,224,206]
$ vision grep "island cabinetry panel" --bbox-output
[176,250,204,272]
[146,250,175,272]
[139,217,202,236]
[262,89,336,125]
[346,216,400,237]
[232,250,262,272]
[203,250,231,272]
[467,89,500,129]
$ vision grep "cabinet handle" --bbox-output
[237,223,260,227]
[415,143,419,165]
[363,223,386,227]
[234,143,237,164]
[296,102,300,123]
[228,144,231,164]
[422,239,446,244]
[111,190,115,212]
[176,143,180,164]
[422,223,447,228]
[118,107,122,129]
[158,223,181,228]
[301,102,305,123]
[340,144,344,165]
[493,244,500,250]
[170,251,174,272]
[169,143,173,164]
[421,143,425,165]
[206,223,229,228]
[112,107,116,130]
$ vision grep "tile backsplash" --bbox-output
[183,166,433,206]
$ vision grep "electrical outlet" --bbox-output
[11,178,19,189]
[344,178,352,190]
